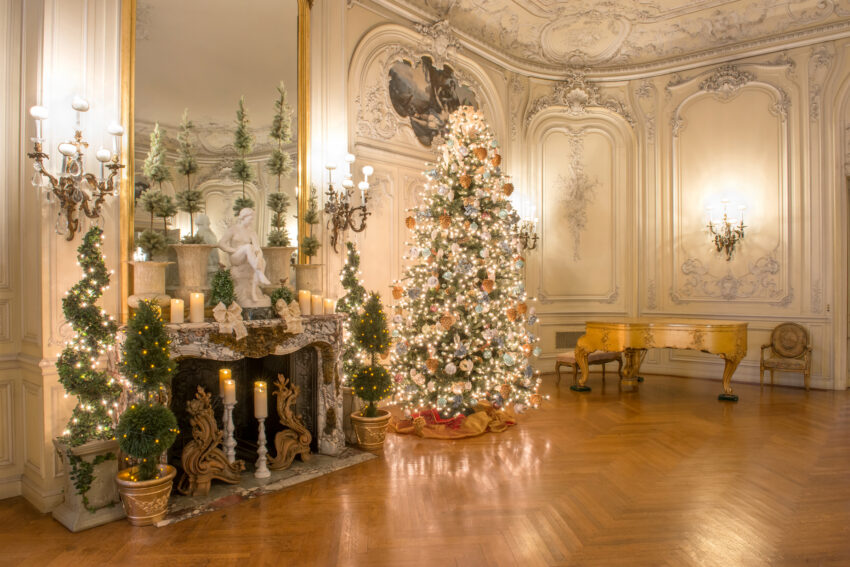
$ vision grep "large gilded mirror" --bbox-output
[120,0,311,319]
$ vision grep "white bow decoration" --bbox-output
[275,298,303,334]
[213,302,247,340]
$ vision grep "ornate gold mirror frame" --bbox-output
[118,0,313,322]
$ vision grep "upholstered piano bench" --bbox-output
[555,349,623,386]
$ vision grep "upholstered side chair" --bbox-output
[760,322,812,390]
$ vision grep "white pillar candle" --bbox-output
[170,298,184,324]
[219,368,232,396]
[298,290,311,315]
[189,292,204,323]
[222,378,236,405]
[311,294,323,315]
[254,381,268,419]
[323,298,335,314]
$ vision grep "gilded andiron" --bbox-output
[268,374,312,470]
[178,386,245,497]
[323,155,373,253]
[28,100,125,241]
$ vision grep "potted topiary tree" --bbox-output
[261,82,297,291]
[294,185,322,292]
[349,292,393,452]
[231,96,255,216]
[115,300,179,526]
[52,227,125,531]
[337,242,368,443]
[171,109,214,303]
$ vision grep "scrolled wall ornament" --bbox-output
[525,69,635,127]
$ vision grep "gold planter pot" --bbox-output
[115,464,176,526]
[349,409,392,453]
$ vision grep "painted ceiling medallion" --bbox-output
[540,16,630,65]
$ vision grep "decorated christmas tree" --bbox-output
[117,300,178,481]
[231,96,255,215]
[337,242,368,383]
[55,227,122,509]
[57,227,122,446]
[389,107,541,418]
[175,109,204,243]
[350,293,392,417]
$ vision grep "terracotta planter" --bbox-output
[261,246,296,292]
[350,409,392,453]
[52,438,124,532]
[171,244,215,303]
[294,263,323,293]
[128,261,172,307]
[115,464,176,526]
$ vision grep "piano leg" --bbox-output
[718,355,742,401]
[622,348,647,387]
[570,340,592,392]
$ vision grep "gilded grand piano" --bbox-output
[571,319,748,401]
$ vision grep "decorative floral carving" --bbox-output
[808,44,835,121]
[526,69,634,127]
[413,19,462,68]
[356,83,403,141]
[698,65,755,95]
[811,279,823,313]
[558,131,598,262]
[671,256,788,302]
[646,279,657,310]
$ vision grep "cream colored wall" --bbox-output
[1,0,123,509]
[340,7,850,392]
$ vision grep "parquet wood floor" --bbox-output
[2,374,849,566]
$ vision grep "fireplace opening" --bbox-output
[168,350,320,470]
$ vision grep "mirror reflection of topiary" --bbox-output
[350,293,392,417]
[175,109,204,243]
[154,193,177,236]
[266,82,294,247]
[139,189,167,229]
[210,267,236,307]
[136,229,167,259]
[142,122,172,191]
[266,192,290,247]
[300,185,321,260]
[231,96,255,216]
[117,300,178,481]
[270,286,295,306]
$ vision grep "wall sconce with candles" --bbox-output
[28,97,124,241]
[706,200,746,261]
[323,153,372,253]
[516,198,539,251]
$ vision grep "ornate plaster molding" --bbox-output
[558,129,598,262]
[413,19,462,69]
[525,69,635,128]
[670,256,790,304]
[808,44,835,121]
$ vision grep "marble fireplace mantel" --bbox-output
[162,315,346,456]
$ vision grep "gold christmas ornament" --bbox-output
[502,182,514,197]
[440,215,451,229]
[460,174,472,189]
[426,358,439,373]
[499,383,511,398]
[491,153,502,167]
[474,147,487,160]
[405,216,416,229]
[522,343,533,357]
[440,314,454,330]
[482,279,495,293]
[507,308,518,321]
[392,286,403,300]
[517,302,528,314]
[530,394,542,407]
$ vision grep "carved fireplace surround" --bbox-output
[162,315,346,457]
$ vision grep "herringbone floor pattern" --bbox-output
[2,374,849,566]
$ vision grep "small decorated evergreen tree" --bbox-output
[270,286,294,307]
[337,242,368,383]
[175,109,204,243]
[117,300,178,481]
[350,293,392,417]
[209,268,236,307]
[143,123,172,191]
[56,227,122,508]
[231,96,255,215]
[300,185,321,261]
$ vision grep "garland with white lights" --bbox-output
[55,226,122,510]
[389,107,543,418]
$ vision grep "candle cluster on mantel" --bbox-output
[298,290,335,315]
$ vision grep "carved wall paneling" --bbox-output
[666,64,796,309]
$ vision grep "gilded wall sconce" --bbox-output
[706,200,746,261]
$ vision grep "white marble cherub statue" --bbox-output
[216,207,271,307]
